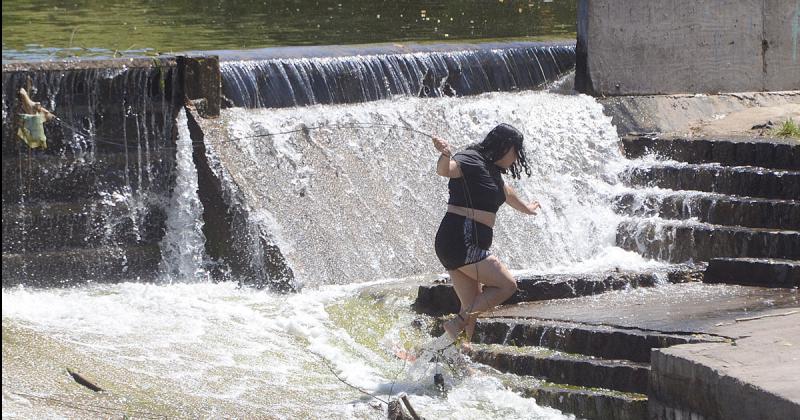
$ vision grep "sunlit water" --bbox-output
[2,280,574,419]
[159,109,210,282]
[214,90,628,286]
[2,86,673,418]
[2,0,576,61]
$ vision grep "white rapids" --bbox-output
[3,87,670,419]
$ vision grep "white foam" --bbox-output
[216,90,632,286]
[159,109,210,282]
[2,280,572,419]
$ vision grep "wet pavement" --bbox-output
[487,283,799,334]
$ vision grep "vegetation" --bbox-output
[773,118,800,139]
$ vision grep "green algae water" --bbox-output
[1,280,575,419]
[2,0,576,61]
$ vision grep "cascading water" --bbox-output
[1,63,178,285]
[3,63,667,419]
[216,90,632,286]
[220,44,575,108]
[159,109,210,282]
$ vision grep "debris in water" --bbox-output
[66,368,103,392]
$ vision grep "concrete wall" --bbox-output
[576,0,800,95]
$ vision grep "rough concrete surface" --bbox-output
[600,91,800,138]
[577,0,800,95]
[487,283,799,334]
[484,283,800,419]
[651,313,800,420]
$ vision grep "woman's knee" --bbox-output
[486,256,517,290]
[502,277,518,298]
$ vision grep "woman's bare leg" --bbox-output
[449,269,481,340]
[456,256,517,315]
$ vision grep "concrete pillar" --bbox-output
[576,0,800,95]
[178,55,221,117]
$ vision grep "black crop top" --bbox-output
[447,149,506,213]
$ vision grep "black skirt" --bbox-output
[434,212,493,270]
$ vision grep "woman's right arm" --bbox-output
[433,136,462,178]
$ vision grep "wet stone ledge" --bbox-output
[413,268,702,316]
[613,192,800,231]
[472,318,723,363]
[616,221,800,263]
[623,164,800,201]
[515,382,647,420]
[469,345,650,394]
[704,257,800,288]
[620,136,800,171]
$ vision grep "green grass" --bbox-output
[772,118,800,139]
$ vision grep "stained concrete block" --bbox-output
[577,0,800,95]
[178,56,221,117]
[649,314,800,420]
[764,0,800,90]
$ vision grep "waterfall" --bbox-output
[211,89,623,286]
[220,44,575,108]
[159,109,209,282]
[1,63,179,285]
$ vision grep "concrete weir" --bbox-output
[417,132,799,419]
[2,57,182,286]
[2,40,576,289]
[469,284,799,420]
[3,20,798,419]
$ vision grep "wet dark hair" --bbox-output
[467,123,532,179]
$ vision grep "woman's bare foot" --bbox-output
[464,312,478,342]
[442,313,467,342]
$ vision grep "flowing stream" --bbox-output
[2,85,669,419]
[214,89,629,286]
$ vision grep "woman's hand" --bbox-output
[526,201,541,216]
[504,185,540,216]
[432,136,452,157]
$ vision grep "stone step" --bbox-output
[469,344,650,393]
[472,317,723,363]
[620,136,800,170]
[704,258,800,288]
[412,267,702,316]
[613,191,800,231]
[617,219,800,263]
[500,374,648,420]
[623,164,800,200]
[2,201,166,253]
[1,244,161,287]
[1,152,174,203]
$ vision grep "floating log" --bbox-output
[400,394,422,420]
[66,368,103,392]
[387,399,412,420]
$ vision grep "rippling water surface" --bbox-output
[2,0,576,61]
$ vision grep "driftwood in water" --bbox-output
[387,394,422,420]
[66,368,103,392]
[400,394,422,420]
[387,399,411,420]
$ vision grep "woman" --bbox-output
[432,123,540,343]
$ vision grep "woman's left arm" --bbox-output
[504,184,540,215]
